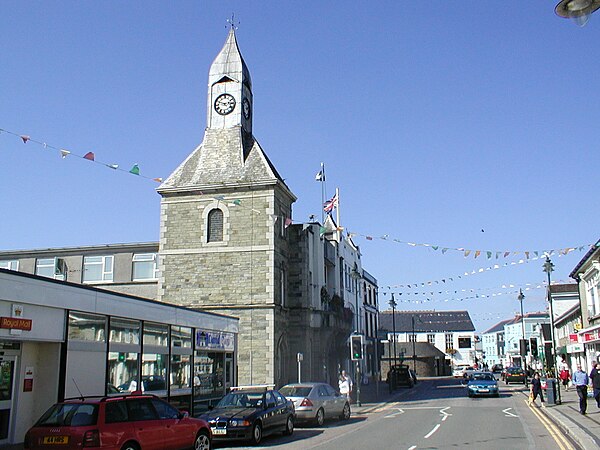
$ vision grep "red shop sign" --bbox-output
[0,317,32,331]
[584,332,595,342]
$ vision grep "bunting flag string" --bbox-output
[346,229,591,263]
[0,127,163,183]
[380,285,548,305]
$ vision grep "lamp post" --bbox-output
[518,289,526,370]
[389,294,398,369]
[350,267,362,406]
[412,315,417,373]
[543,256,562,404]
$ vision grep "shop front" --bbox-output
[0,269,238,445]
[579,324,600,371]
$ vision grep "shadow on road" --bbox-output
[213,428,324,448]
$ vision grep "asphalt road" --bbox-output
[214,377,579,450]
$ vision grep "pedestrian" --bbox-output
[590,362,600,409]
[572,364,590,415]
[559,366,570,391]
[529,372,545,408]
[339,369,353,402]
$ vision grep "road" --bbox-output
[214,377,579,450]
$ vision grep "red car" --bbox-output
[24,393,211,450]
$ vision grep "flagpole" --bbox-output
[320,162,325,225]
[335,187,340,241]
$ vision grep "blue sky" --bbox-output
[1,1,598,331]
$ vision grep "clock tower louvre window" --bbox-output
[207,209,224,243]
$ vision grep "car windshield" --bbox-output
[508,368,523,374]
[36,403,98,426]
[279,386,312,397]
[217,391,264,408]
[471,373,494,381]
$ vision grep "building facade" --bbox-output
[378,310,475,375]
[481,319,511,368]
[0,269,237,445]
[570,239,600,371]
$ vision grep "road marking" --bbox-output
[502,407,518,417]
[424,423,441,439]
[384,408,405,418]
[439,406,452,421]
[408,446,417,450]
[525,399,570,450]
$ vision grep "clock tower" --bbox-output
[157,27,297,387]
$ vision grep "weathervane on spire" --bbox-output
[227,13,239,30]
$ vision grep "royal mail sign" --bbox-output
[0,317,32,331]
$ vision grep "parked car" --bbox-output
[505,367,527,385]
[453,365,471,378]
[466,371,499,397]
[279,382,350,426]
[491,365,503,380]
[199,386,294,445]
[387,365,414,388]
[24,393,211,450]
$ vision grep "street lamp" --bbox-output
[555,0,600,26]
[543,256,562,404]
[350,267,362,406]
[518,289,526,369]
[389,294,398,369]
[412,315,417,373]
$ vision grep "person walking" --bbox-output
[572,364,590,415]
[590,362,600,408]
[529,372,545,408]
[559,365,570,391]
[339,369,353,402]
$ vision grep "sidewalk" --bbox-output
[519,384,600,450]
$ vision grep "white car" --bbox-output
[453,365,470,378]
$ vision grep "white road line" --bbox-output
[502,407,518,418]
[424,423,441,439]
[408,446,417,450]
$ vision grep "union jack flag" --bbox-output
[323,193,338,213]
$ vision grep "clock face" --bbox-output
[242,98,251,120]
[214,93,236,115]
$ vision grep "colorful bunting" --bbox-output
[1,127,162,183]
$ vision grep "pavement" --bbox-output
[520,384,600,450]
[352,377,600,450]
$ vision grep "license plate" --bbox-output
[43,436,69,445]
[479,389,490,393]
[211,428,227,435]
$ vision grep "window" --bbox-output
[207,209,224,242]
[68,312,106,342]
[132,253,159,280]
[427,334,435,345]
[151,398,179,419]
[0,260,18,271]
[83,255,113,282]
[105,401,128,423]
[409,334,416,343]
[36,257,66,280]
[445,333,454,351]
[127,398,158,421]
[458,337,472,349]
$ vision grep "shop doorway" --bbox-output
[0,356,16,444]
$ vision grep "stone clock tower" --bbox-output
[157,27,297,386]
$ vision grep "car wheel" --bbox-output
[283,415,294,436]
[315,408,325,427]
[121,442,139,450]
[340,402,351,420]
[251,422,262,445]
[194,431,211,450]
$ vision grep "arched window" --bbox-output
[207,209,224,242]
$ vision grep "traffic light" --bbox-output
[519,339,529,357]
[530,338,538,358]
[351,335,363,361]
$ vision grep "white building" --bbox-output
[481,319,511,367]
[0,269,238,445]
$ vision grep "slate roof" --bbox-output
[549,283,579,294]
[482,318,512,335]
[379,310,475,333]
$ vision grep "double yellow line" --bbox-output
[525,399,573,450]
